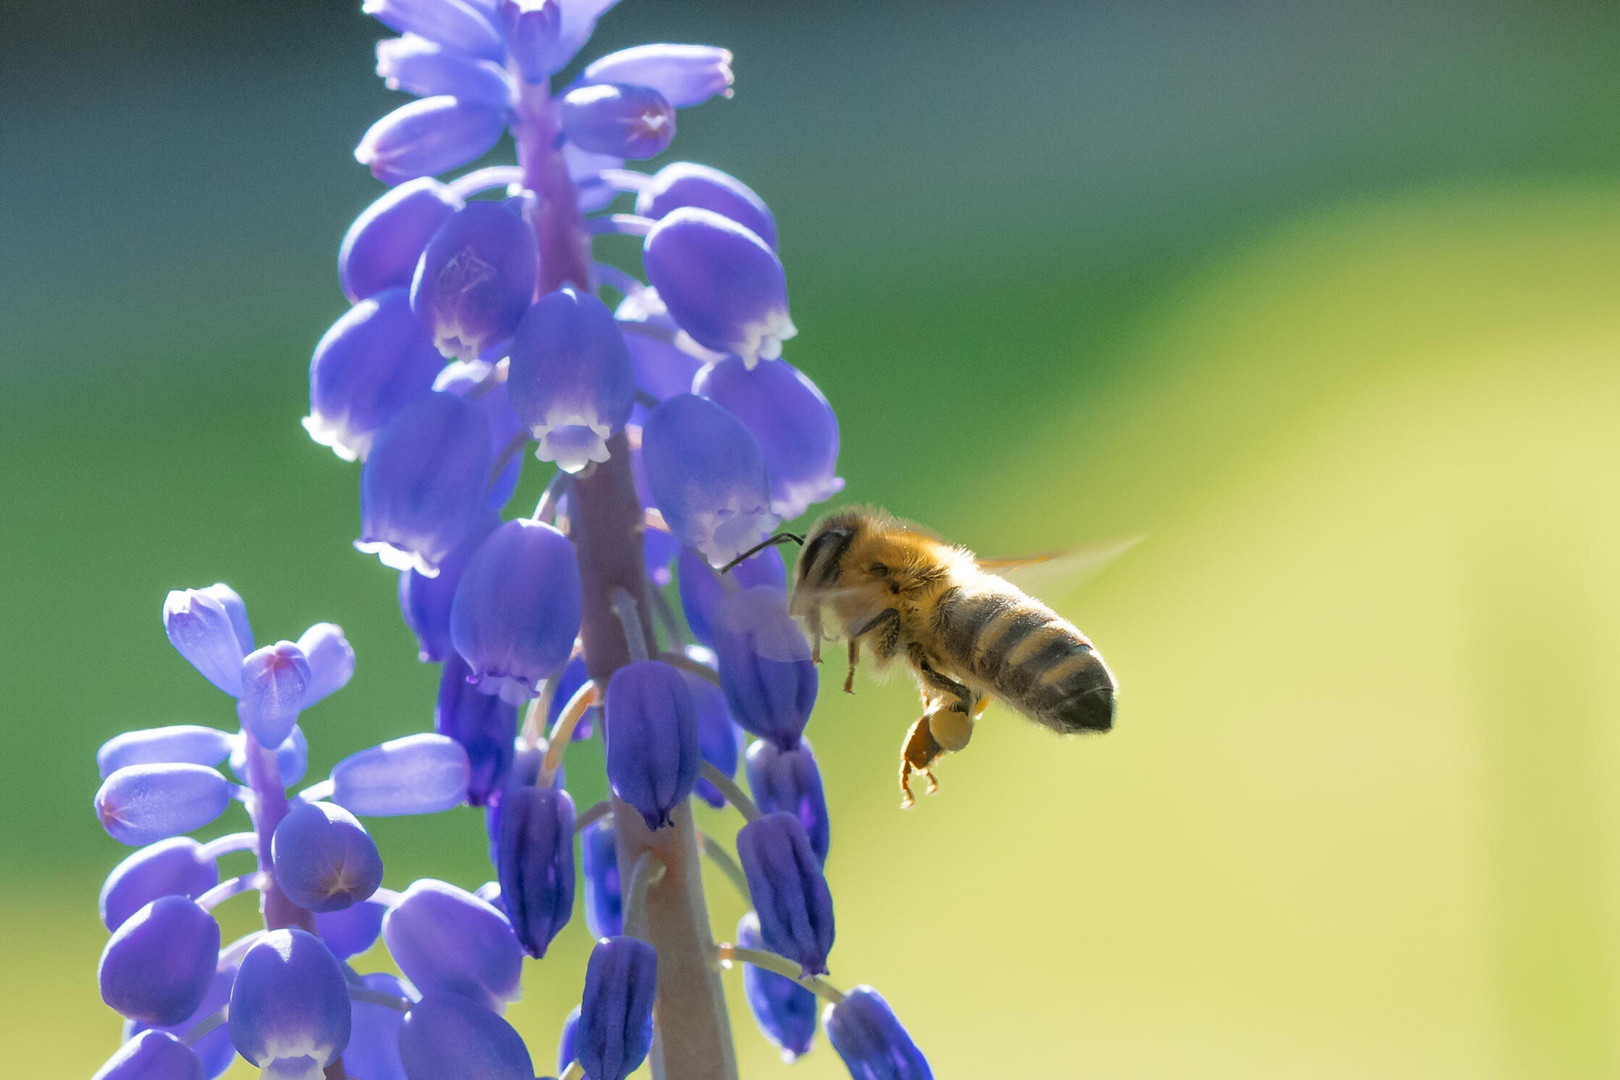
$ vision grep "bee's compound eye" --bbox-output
[929,708,974,752]
[868,562,888,576]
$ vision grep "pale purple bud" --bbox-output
[296,622,355,707]
[357,95,508,186]
[690,672,741,808]
[383,879,524,1011]
[331,733,471,815]
[339,179,463,303]
[580,816,621,938]
[508,288,634,473]
[95,764,232,847]
[345,972,409,1080]
[272,802,384,912]
[363,0,505,60]
[584,44,734,108]
[316,901,388,959]
[304,289,444,461]
[401,511,500,662]
[97,726,234,780]
[435,654,518,805]
[710,585,817,749]
[228,725,309,788]
[561,83,675,160]
[100,837,219,931]
[410,200,537,360]
[635,161,776,248]
[642,393,779,567]
[644,207,795,366]
[376,34,512,106]
[162,587,251,696]
[124,966,237,1080]
[676,541,785,646]
[499,0,566,82]
[237,641,311,750]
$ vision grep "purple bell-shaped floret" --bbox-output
[343,972,410,1080]
[99,837,219,931]
[398,992,534,1080]
[411,200,536,360]
[356,390,493,576]
[823,986,933,1080]
[435,654,518,804]
[330,733,471,815]
[710,584,818,750]
[382,878,524,1011]
[676,541,785,647]
[604,659,701,831]
[304,289,445,462]
[450,518,583,704]
[635,161,775,247]
[272,802,384,912]
[737,911,818,1062]
[746,736,830,865]
[644,207,794,367]
[98,896,220,1026]
[737,811,835,976]
[95,764,232,847]
[340,178,464,302]
[494,784,577,957]
[642,393,779,567]
[508,287,635,473]
[695,355,843,519]
[356,96,509,186]
[577,936,658,1080]
[400,511,499,663]
[583,45,735,108]
[229,929,352,1080]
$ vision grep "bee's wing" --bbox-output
[976,535,1144,592]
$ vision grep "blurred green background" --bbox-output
[7,0,1620,1075]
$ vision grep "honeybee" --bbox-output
[725,506,1119,807]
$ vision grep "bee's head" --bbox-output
[719,507,876,590]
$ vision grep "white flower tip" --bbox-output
[353,539,441,577]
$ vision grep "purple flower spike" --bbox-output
[228,725,309,788]
[272,802,385,912]
[340,178,464,303]
[636,161,776,248]
[642,393,780,567]
[711,585,818,749]
[401,511,499,663]
[98,896,220,1026]
[677,541,785,647]
[356,390,493,576]
[561,83,675,160]
[695,355,843,519]
[450,518,583,704]
[304,289,445,462]
[411,200,537,360]
[746,737,830,865]
[578,936,658,1080]
[644,207,795,366]
[823,986,933,1080]
[376,35,512,106]
[383,879,524,1011]
[580,815,622,938]
[690,672,742,808]
[556,1003,582,1074]
[331,733,471,815]
[500,0,565,83]
[95,764,232,847]
[296,622,355,707]
[736,812,835,976]
[398,993,534,1080]
[435,654,518,804]
[97,726,234,779]
[126,966,238,1080]
[738,911,818,1062]
[508,288,634,472]
[583,44,735,108]
[315,900,387,959]
[357,95,508,186]
[345,972,410,1080]
[93,1031,203,1080]
[363,0,505,61]
[494,785,577,957]
[229,929,352,1080]
[162,587,251,696]
[238,641,311,749]
[99,837,219,931]
[604,660,701,831]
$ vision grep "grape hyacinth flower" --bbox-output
[737,912,818,1062]
[737,812,836,976]
[823,987,934,1080]
[576,936,658,1080]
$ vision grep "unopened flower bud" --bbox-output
[746,736,830,865]
[823,986,933,1080]
[435,654,518,804]
[272,802,384,912]
[577,936,658,1080]
[340,178,464,303]
[398,992,534,1080]
[499,0,565,83]
[296,622,356,707]
[99,896,220,1026]
[96,764,232,846]
[410,200,537,360]
[450,518,583,704]
[315,900,387,959]
[642,393,779,567]
[376,34,512,105]
[229,929,352,1080]
[363,0,505,59]
[228,725,309,788]
[561,83,675,160]
[99,837,219,932]
[644,207,794,366]
[635,161,775,247]
[237,641,311,750]
[331,733,471,815]
[383,879,524,1011]
[604,660,701,831]
[97,726,234,780]
[92,1030,203,1080]
[737,812,835,976]
[583,44,734,108]
[124,965,238,1080]
[357,95,508,186]
[162,587,252,696]
[494,785,577,957]
[305,291,445,463]
[556,1003,581,1074]
[580,816,622,938]
[738,911,817,1061]
[676,542,784,646]
[690,672,742,808]
[508,288,635,473]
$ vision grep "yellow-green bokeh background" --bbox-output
[7,2,1620,1076]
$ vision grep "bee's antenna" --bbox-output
[719,532,805,574]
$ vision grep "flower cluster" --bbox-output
[91,1,932,1078]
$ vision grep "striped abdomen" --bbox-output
[934,583,1115,733]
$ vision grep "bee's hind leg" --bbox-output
[899,714,943,809]
[844,637,860,694]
